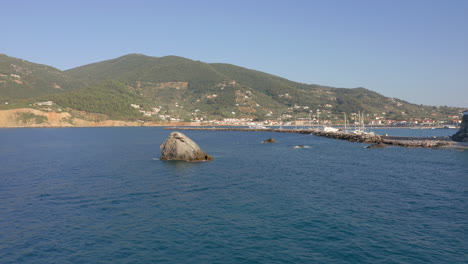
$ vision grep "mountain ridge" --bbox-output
[0,53,462,124]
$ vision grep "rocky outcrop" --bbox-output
[160,131,213,162]
[0,108,142,127]
[262,138,276,143]
[366,142,387,149]
[452,113,468,142]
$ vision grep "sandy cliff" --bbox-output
[0,108,204,128]
[0,108,141,127]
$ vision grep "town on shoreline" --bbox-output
[0,102,464,129]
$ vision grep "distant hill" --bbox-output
[0,54,83,100]
[0,53,462,122]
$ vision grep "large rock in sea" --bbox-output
[452,111,468,142]
[160,132,213,162]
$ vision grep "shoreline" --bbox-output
[163,126,466,149]
[1,122,464,149]
[0,107,460,129]
[0,124,458,129]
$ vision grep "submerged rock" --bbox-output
[366,142,387,149]
[160,131,213,162]
[292,145,309,149]
[262,138,276,143]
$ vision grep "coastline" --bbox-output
[1,110,465,149]
[0,108,200,128]
[0,108,461,130]
[0,123,455,129]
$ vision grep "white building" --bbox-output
[36,101,53,106]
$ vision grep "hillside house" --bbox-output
[369,120,382,125]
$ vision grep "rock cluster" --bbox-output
[160,131,213,162]
[262,138,276,143]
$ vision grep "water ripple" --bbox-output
[0,128,466,264]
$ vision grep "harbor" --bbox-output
[163,126,465,149]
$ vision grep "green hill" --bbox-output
[0,54,83,100]
[64,54,444,121]
[0,53,462,123]
[48,80,143,120]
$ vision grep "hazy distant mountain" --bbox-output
[0,53,459,121]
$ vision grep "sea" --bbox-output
[0,127,466,264]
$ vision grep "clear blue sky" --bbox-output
[2,0,467,107]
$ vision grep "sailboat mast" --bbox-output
[318,112,320,127]
[362,112,366,132]
[344,113,347,132]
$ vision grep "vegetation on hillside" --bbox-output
[48,80,143,120]
[17,112,48,124]
[0,54,83,99]
[0,53,463,123]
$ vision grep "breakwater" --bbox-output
[381,136,450,148]
[164,127,381,143]
[164,127,456,148]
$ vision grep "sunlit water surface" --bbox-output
[0,127,466,263]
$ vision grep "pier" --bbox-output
[163,126,460,149]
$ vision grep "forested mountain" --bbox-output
[0,53,461,122]
[0,54,83,99]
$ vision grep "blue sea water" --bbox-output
[0,127,466,264]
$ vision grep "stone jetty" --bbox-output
[311,130,381,143]
[164,126,458,149]
[164,127,382,144]
[381,138,449,148]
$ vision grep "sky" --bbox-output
[2,0,467,107]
